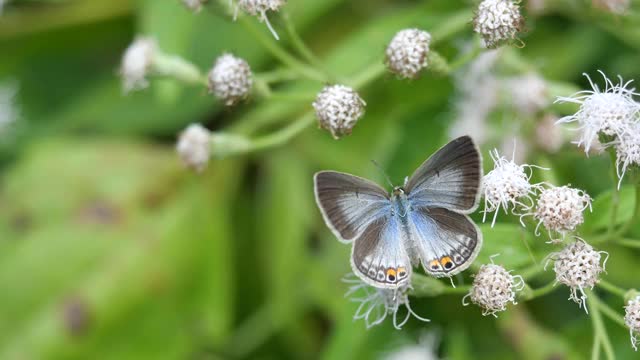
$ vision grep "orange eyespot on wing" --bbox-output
[429,260,442,271]
[397,267,408,279]
[440,256,454,270]
[385,268,397,282]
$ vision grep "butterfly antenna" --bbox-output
[371,160,394,188]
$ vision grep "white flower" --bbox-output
[614,127,640,188]
[625,296,640,351]
[385,29,432,79]
[546,239,608,313]
[593,0,630,14]
[0,81,19,135]
[473,0,524,48]
[482,148,543,226]
[176,123,211,172]
[535,114,565,153]
[503,73,548,115]
[555,71,640,153]
[182,0,206,11]
[343,274,429,329]
[313,85,366,139]
[463,263,524,317]
[383,332,440,360]
[237,0,285,40]
[208,53,253,106]
[120,37,157,93]
[533,185,592,238]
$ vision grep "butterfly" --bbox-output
[314,136,483,289]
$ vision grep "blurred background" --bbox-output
[2,0,640,359]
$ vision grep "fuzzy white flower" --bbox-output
[208,53,253,106]
[556,71,640,153]
[482,148,543,226]
[503,73,548,115]
[463,262,524,317]
[237,0,285,40]
[176,123,211,172]
[593,0,630,14]
[532,185,592,239]
[449,49,501,145]
[120,37,157,93]
[613,125,640,188]
[0,81,19,135]
[313,85,366,139]
[473,0,524,48]
[182,0,206,11]
[343,274,429,329]
[536,114,565,153]
[385,29,432,79]
[546,239,608,313]
[625,296,640,351]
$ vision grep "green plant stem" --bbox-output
[614,238,640,249]
[448,43,482,74]
[598,280,628,299]
[239,16,327,83]
[529,281,557,299]
[607,149,620,237]
[280,11,331,78]
[598,299,628,329]
[430,9,473,45]
[442,285,471,295]
[255,68,301,84]
[247,112,316,153]
[587,290,616,360]
[350,62,387,90]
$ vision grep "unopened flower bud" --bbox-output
[237,0,285,40]
[313,85,365,139]
[473,0,524,48]
[463,263,524,317]
[208,53,253,106]
[176,123,211,172]
[385,29,432,79]
[625,295,640,351]
[120,37,157,93]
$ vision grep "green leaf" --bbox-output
[475,223,537,270]
[582,185,635,233]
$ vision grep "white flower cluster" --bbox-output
[533,186,592,239]
[208,53,253,106]
[383,332,440,360]
[556,72,640,187]
[385,29,432,79]
[176,123,212,172]
[625,296,640,351]
[546,239,608,313]
[313,85,366,139]
[482,149,544,226]
[473,0,524,48]
[463,263,524,317]
[503,73,549,116]
[120,37,157,93]
[343,274,429,329]
[237,0,285,40]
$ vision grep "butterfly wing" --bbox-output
[409,206,482,278]
[350,215,412,288]
[314,171,390,243]
[405,136,481,213]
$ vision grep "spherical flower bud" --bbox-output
[473,0,524,48]
[625,296,640,351]
[593,0,630,14]
[208,53,253,106]
[614,127,640,188]
[176,123,211,172]
[533,185,591,238]
[343,274,429,329]
[313,85,366,139]
[385,29,432,79]
[120,36,157,93]
[463,263,524,317]
[482,149,543,226]
[555,71,640,153]
[237,0,285,40]
[182,0,206,11]
[546,239,608,313]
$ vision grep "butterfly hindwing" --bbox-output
[409,206,482,278]
[350,215,412,288]
[405,136,481,213]
[314,171,390,243]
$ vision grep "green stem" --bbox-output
[239,16,327,83]
[598,299,628,329]
[430,9,473,45]
[247,112,316,153]
[442,285,471,295]
[607,149,620,237]
[280,11,331,78]
[587,290,616,360]
[614,238,640,249]
[448,42,482,73]
[350,62,387,90]
[598,280,628,299]
[255,68,301,84]
[529,281,557,299]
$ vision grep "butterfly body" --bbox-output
[315,136,483,289]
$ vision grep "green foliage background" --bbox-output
[1,0,640,359]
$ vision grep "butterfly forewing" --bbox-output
[314,171,390,243]
[405,136,481,213]
[409,207,482,277]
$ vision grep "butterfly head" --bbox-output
[392,186,406,197]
